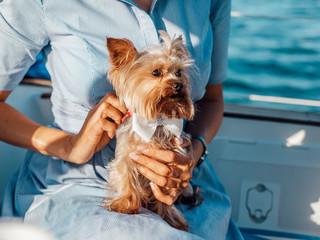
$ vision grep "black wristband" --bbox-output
[192,135,208,167]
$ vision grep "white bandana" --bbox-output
[132,113,184,142]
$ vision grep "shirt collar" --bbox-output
[116,0,159,14]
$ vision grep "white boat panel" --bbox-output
[211,113,320,237]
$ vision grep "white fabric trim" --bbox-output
[132,113,183,142]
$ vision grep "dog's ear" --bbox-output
[107,37,138,68]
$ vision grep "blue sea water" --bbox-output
[225,0,320,113]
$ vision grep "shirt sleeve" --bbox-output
[0,0,49,91]
[207,0,231,85]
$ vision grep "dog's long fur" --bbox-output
[103,31,197,231]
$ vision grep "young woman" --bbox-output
[0,0,243,239]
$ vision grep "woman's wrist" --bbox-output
[32,125,74,160]
[191,138,204,169]
[191,135,208,167]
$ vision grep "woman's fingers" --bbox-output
[175,136,192,149]
[130,152,192,183]
[91,93,128,134]
[138,145,192,165]
[99,118,117,139]
[97,93,127,125]
[135,162,190,188]
[130,144,194,190]
[130,153,183,178]
[150,182,178,206]
[129,140,195,205]
[149,182,184,205]
[98,102,124,125]
[67,93,127,164]
[100,92,127,115]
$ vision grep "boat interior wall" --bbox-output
[211,111,320,237]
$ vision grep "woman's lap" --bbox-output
[2,150,243,240]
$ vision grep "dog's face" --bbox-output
[107,31,194,120]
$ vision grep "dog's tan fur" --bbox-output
[103,31,195,231]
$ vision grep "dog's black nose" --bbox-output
[173,82,183,93]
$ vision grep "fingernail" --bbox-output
[174,137,184,145]
[137,145,148,153]
[182,181,190,188]
[109,132,115,139]
[150,182,155,190]
[129,153,139,161]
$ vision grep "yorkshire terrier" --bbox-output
[103,31,202,231]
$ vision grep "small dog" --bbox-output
[103,31,201,231]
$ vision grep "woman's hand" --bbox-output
[130,137,195,205]
[66,93,127,164]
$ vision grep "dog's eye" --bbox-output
[152,69,162,77]
[175,70,182,77]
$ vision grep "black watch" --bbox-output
[192,135,208,167]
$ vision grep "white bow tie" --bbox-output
[131,113,184,142]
